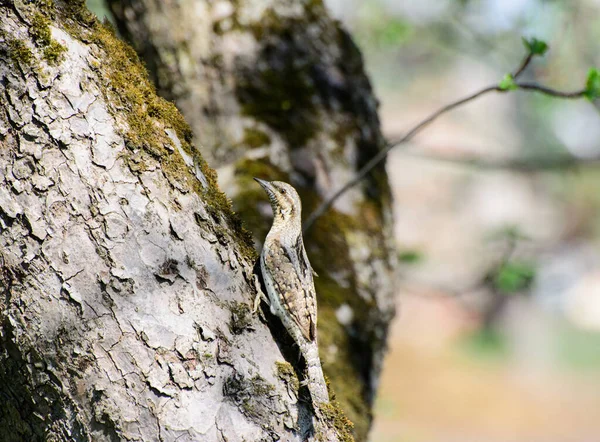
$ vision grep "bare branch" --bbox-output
[512,52,533,79]
[302,85,500,232]
[303,52,591,233]
[514,82,586,98]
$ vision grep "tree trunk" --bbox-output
[106,1,397,439]
[0,1,349,440]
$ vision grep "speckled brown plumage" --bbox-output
[254,178,329,405]
[264,238,316,341]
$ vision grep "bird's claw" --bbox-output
[252,274,269,314]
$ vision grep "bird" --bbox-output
[253,178,329,406]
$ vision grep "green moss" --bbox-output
[242,127,271,148]
[28,11,67,64]
[43,40,67,64]
[3,7,65,69]
[30,12,53,46]
[317,306,370,439]
[228,301,252,335]
[81,23,191,153]
[7,39,33,65]
[249,374,274,395]
[223,373,275,422]
[236,67,319,147]
[312,262,379,440]
[232,188,267,242]
[275,361,299,392]
[235,157,288,183]
[235,9,323,148]
[302,202,357,304]
[320,400,355,442]
[58,0,96,26]
[33,0,56,17]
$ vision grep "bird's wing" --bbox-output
[297,234,318,277]
[285,236,317,340]
[267,239,317,341]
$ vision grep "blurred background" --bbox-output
[88,0,600,440]
[324,1,600,441]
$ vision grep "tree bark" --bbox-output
[106,1,397,439]
[0,1,349,440]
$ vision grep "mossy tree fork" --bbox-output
[0,0,398,441]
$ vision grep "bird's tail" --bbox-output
[301,341,329,405]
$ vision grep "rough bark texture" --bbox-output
[107,0,397,438]
[0,1,350,440]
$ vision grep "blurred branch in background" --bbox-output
[396,226,536,332]
[399,148,600,171]
[480,228,536,332]
[303,39,599,232]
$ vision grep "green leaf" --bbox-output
[398,250,423,264]
[461,329,508,361]
[522,37,548,56]
[584,68,600,101]
[377,20,412,47]
[493,261,536,294]
[498,73,518,91]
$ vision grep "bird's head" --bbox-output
[254,178,302,226]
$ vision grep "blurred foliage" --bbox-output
[522,36,549,56]
[459,322,600,370]
[397,249,423,264]
[551,169,600,237]
[498,73,518,91]
[493,261,536,295]
[584,68,600,101]
[488,225,530,243]
[459,329,509,362]
[351,3,413,50]
[556,323,600,370]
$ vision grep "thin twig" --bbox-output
[512,52,533,79]
[302,53,589,233]
[303,85,500,232]
[514,82,586,98]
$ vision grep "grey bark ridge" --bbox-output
[0,2,340,441]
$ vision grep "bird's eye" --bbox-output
[280,188,286,194]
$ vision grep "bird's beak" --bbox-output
[254,178,276,200]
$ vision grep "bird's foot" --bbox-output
[252,275,269,313]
